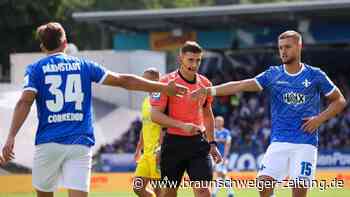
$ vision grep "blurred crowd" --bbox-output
[96,50,350,157]
[95,119,142,155]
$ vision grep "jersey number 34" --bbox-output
[45,74,84,112]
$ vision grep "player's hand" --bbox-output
[210,145,222,164]
[134,149,142,162]
[166,80,188,97]
[180,123,205,135]
[301,116,323,133]
[191,87,208,100]
[2,136,15,163]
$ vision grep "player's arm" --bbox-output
[302,89,347,132]
[150,106,202,134]
[2,90,36,162]
[303,69,347,132]
[192,79,261,98]
[208,79,261,96]
[103,72,187,96]
[134,130,144,161]
[224,137,232,159]
[136,131,144,150]
[320,89,347,122]
[155,129,165,169]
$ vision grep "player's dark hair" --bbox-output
[180,41,203,54]
[36,22,66,51]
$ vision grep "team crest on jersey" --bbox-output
[302,79,311,88]
[283,92,306,105]
[151,92,161,100]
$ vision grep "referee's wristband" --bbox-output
[209,141,218,147]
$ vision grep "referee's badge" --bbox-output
[151,92,161,100]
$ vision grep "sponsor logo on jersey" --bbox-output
[283,92,306,105]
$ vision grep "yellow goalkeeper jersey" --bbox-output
[141,96,161,156]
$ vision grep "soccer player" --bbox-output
[151,41,222,197]
[212,116,234,197]
[192,30,347,197]
[1,22,187,197]
[133,68,163,197]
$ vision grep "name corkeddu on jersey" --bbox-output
[23,53,108,146]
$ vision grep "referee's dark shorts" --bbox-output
[160,133,213,186]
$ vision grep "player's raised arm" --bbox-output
[192,78,261,99]
[102,72,187,96]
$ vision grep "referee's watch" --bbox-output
[209,141,218,147]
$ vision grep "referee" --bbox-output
[151,41,222,197]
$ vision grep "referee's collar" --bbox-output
[177,70,197,84]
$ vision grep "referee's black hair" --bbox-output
[180,41,203,54]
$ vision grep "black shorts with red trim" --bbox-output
[160,133,213,187]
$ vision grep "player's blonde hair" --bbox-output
[278,30,302,45]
